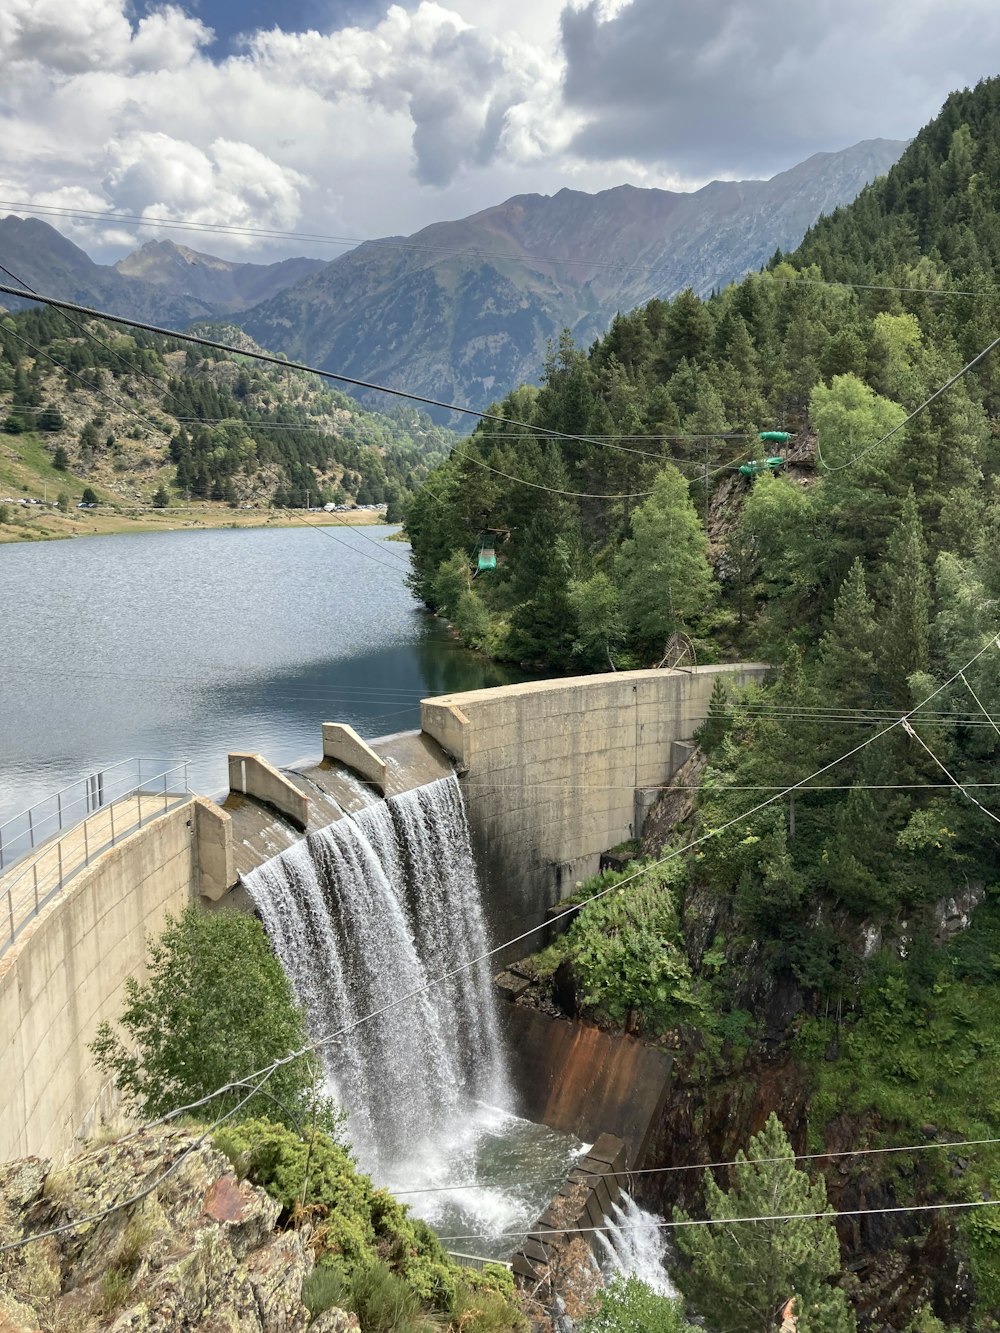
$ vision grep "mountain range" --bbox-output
[0,137,905,418]
[0,217,325,324]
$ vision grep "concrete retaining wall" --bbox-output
[228,752,309,830]
[422,664,767,954]
[511,1132,627,1288]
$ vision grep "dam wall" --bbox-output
[421,664,768,955]
[0,797,232,1162]
[1,663,766,1162]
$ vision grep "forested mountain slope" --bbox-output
[409,78,1000,1328]
[0,304,452,518]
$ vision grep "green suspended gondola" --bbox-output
[739,456,785,477]
[758,430,792,444]
[477,545,497,572]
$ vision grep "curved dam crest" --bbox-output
[0,662,767,1164]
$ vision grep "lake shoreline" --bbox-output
[0,503,390,545]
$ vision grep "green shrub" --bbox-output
[214,1118,468,1318]
[450,1270,527,1332]
[556,858,706,1034]
[348,1262,425,1332]
[578,1274,693,1332]
[92,905,335,1135]
[302,1263,347,1318]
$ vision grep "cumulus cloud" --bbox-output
[0,0,575,257]
[0,0,998,265]
[104,133,306,229]
[0,0,210,74]
[247,4,568,187]
[560,0,1000,176]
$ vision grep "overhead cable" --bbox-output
[816,330,1000,473]
[0,284,698,500]
[903,711,1000,828]
[392,1133,1000,1195]
[3,199,994,300]
[435,1195,1000,1246]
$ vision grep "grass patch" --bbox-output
[91,1266,131,1318]
[303,1263,347,1319]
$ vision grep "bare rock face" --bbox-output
[0,1127,349,1333]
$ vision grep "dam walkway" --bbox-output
[1,763,190,956]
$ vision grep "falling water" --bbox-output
[243,776,509,1174]
[597,1194,678,1297]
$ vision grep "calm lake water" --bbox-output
[0,524,524,828]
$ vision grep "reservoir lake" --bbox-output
[0,524,525,827]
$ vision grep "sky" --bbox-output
[1,0,1000,263]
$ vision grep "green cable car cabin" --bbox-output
[476,540,497,572]
[739,430,791,477]
[739,456,785,477]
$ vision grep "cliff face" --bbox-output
[0,1126,355,1333]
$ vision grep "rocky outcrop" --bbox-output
[0,1126,354,1333]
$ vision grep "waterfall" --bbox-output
[243,775,509,1173]
[597,1194,678,1297]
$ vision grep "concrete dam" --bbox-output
[0,662,767,1272]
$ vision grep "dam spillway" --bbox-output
[242,773,596,1259]
[243,775,507,1172]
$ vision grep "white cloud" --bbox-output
[0,0,210,74]
[0,0,997,265]
[103,132,307,231]
[0,0,578,258]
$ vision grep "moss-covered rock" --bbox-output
[0,1125,314,1332]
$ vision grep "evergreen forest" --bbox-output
[0,309,454,515]
[407,78,1000,1328]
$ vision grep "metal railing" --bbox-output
[2,761,190,955]
[0,758,187,874]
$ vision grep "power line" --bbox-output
[435,1195,1000,1246]
[0,280,425,569]
[959,669,1000,737]
[2,305,420,575]
[4,200,995,302]
[0,284,695,500]
[903,714,1000,828]
[816,329,1000,473]
[0,198,699,277]
[0,259,176,409]
[3,636,995,1256]
[391,1134,1000,1196]
[767,274,992,300]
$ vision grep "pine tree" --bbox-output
[674,1113,855,1333]
[817,559,878,711]
[879,491,931,702]
[617,467,717,660]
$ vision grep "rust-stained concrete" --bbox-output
[503,1002,673,1165]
